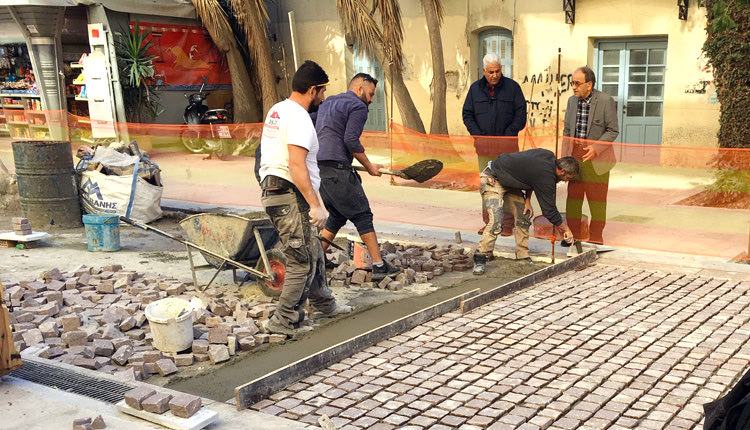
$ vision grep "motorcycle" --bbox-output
[181,77,232,157]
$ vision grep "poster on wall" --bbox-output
[129,21,231,89]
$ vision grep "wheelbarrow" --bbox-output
[121,214,287,296]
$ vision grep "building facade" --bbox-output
[271,0,718,149]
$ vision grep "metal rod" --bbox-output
[523,80,535,151]
[553,48,562,263]
[554,47,562,158]
[186,244,199,289]
[254,227,274,283]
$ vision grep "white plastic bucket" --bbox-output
[145,298,194,353]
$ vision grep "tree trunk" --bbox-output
[225,47,261,122]
[373,45,426,133]
[421,0,447,134]
[246,5,279,115]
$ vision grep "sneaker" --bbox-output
[262,319,313,337]
[372,261,400,281]
[314,302,353,318]
[518,257,535,265]
[473,253,487,276]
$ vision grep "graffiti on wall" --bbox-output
[521,66,574,127]
[684,52,717,103]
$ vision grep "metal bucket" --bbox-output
[12,140,82,228]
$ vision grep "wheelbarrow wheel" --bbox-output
[257,249,287,297]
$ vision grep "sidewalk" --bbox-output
[1,138,748,260]
[2,355,316,430]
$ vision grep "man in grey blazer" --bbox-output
[562,66,619,244]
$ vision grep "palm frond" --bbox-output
[372,0,404,71]
[230,0,269,62]
[428,0,444,25]
[192,0,236,51]
[337,0,383,60]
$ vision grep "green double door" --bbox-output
[595,39,667,160]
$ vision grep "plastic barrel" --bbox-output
[82,214,121,251]
[12,140,82,228]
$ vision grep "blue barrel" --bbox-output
[12,140,82,228]
[82,214,120,251]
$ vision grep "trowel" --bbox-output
[566,240,615,257]
[353,159,443,183]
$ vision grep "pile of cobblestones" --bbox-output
[4,264,280,382]
[3,242,474,381]
[328,241,473,291]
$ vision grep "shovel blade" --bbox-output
[399,159,443,183]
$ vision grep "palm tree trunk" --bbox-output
[421,0,447,134]
[373,45,426,133]
[243,1,279,115]
[192,0,262,122]
[225,45,261,122]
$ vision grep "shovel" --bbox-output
[353,159,443,183]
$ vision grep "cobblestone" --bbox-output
[251,265,750,428]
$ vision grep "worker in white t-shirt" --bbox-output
[259,60,352,337]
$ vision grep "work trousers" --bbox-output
[319,165,375,236]
[478,154,514,233]
[477,171,531,259]
[261,190,336,328]
[565,160,610,244]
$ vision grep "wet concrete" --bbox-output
[164,258,543,402]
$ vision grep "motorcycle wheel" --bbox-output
[181,130,206,153]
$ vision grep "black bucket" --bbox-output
[12,140,82,228]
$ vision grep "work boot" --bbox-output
[518,257,535,265]
[314,302,353,319]
[372,261,400,281]
[473,253,487,276]
[262,319,313,337]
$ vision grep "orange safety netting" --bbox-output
[2,112,748,262]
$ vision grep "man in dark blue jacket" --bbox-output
[463,53,527,239]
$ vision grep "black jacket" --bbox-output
[462,75,527,137]
[488,148,563,226]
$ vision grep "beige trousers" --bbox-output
[478,171,531,259]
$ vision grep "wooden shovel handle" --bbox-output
[352,165,407,179]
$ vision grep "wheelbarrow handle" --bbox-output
[318,235,346,252]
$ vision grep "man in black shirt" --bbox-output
[474,148,579,275]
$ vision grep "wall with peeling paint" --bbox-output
[272,0,718,148]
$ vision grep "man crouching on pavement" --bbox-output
[258,60,352,336]
[473,148,580,275]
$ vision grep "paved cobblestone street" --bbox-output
[251,263,750,429]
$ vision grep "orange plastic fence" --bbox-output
[2,112,748,261]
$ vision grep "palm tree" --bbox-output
[421,0,447,134]
[192,0,261,123]
[338,0,426,133]
[230,0,280,115]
